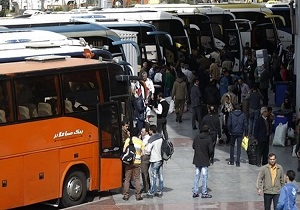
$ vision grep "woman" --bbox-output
[221,93,233,144]
[220,94,234,144]
[281,97,293,114]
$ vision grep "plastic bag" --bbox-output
[183,101,188,113]
[288,128,295,139]
[242,136,249,151]
[168,100,175,114]
[273,123,288,147]
[292,145,297,157]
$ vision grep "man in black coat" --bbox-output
[254,107,271,167]
[192,125,213,199]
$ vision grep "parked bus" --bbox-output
[0,56,131,209]
[267,4,294,49]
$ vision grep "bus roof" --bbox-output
[0,57,102,75]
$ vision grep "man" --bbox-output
[122,120,130,144]
[246,84,264,136]
[257,153,284,210]
[140,126,151,194]
[235,78,250,104]
[172,72,188,123]
[141,71,155,106]
[259,64,270,106]
[144,125,164,198]
[153,92,169,140]
[192,124,213,199]
[190,78,202,130]
[227,103,248,167]
[254,107,271,167]
[200,106,221,164]
[122,127,144,201]
[276,170,298,210]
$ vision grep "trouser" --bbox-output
[210,133,217,162]
[249,109,260,136]
[141,155,150,192]
[123,164,142,199]
[192,105,201,129]
[256,140,269,165]
[175,99,185,119]
[229,134,243,163]
[261,88,268,106]
[193,166,208,195]
[148,160,163,195]
[264,193,279,210]
[157,117,168,140]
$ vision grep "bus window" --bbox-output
[0,80,13,123]
[62,70,100,112]
[15,75,60,119]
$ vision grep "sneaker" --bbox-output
[236,162,240,167]
[122,196,129,201]
[143,193,154,198]
[192,193,199,198]
[201,194,212,198]
[136,197,143,201]
[227,161,234,165]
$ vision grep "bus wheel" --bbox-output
[61,170,87,207]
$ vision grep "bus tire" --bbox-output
[61,170,87,207]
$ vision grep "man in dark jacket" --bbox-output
[153,92,169,140]
[192,125,213,199]
[227,103,248,167]
[190,78,202,130]
[254,106,271,167]
[200,106,221,164]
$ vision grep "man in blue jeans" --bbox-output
[227,103,248,167]
[192,124,213,198]
[144,125,164,198]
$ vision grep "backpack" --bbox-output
[161,138,174,161]
[121,137,136,165]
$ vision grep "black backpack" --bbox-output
[121,137,136,165]
[161,138,174,161]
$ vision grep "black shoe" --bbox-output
[136,197,143,201]
[176,117,179,122]
[227,161,234,165]
[179,118,182,123]
[201,193,212,198]
[122,196,129,201]
[193,127,197,130]
[236,162,240,167]
[192,193,199,198]
[298,168,300,172]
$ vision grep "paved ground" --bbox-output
[65,90,300,210]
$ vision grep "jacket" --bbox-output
[227,109,248,136]
[254,116,270,142]
[190,84,202,108]
[192,132,213,167]
[256,163,284,194]
[201,113,221,137]
[276,182,298,210]
[204,84,220,105]
[172,78,187,100]
[146,133,163,163]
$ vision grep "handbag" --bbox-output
[120,137,136,165]
[242,136,249,151]
[168,100,175,114]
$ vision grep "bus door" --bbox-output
[98,101,123,190]
[224,28,242,73]
[231,19,252,47]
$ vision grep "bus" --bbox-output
[0,17,163,74]
[0,56,131,209]
[267,4,294,49]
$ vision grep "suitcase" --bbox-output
[247,144,257,165]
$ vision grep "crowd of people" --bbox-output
[120,43,299,208]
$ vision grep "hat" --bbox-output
[260,107,268,114]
